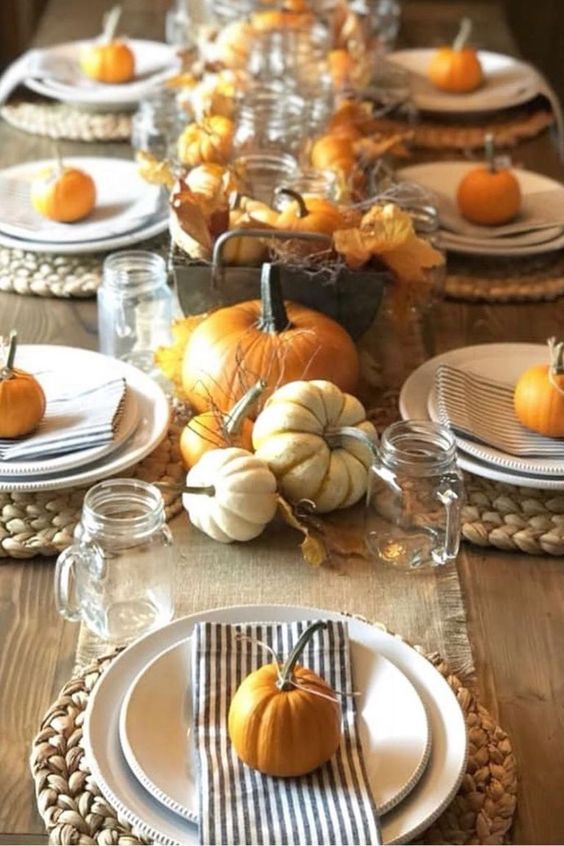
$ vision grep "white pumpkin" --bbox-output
[183,447,278,543]
[252,380,377,513]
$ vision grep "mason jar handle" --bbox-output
[54,545,83,622]
[437,488,462,562]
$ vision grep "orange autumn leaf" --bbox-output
[170,179,230,251]
[136,151,175,189]
[154,315,207,396]
[277,496,328,567]
[380,233,444,284]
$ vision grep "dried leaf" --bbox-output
[136,151,175,189]
[381,233,444,284]
[353,132,413,163]
[333,203,412,268]
[164,71,198,89]
[154,315,207,396]
[277,496,328,567]
[170,179,230,253]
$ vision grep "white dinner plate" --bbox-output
[0,157,165,244]
[388,49,541,114]
[0,384,139,477]
[399,343,564,490]
[25,40,179,110]
[0,346,169,492]
[425,349,564,477]
[83,605,468,846]
[119,635,431,822]
[0,214,168,254]
[397,163,564,257]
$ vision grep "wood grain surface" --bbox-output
[0,1,563,844]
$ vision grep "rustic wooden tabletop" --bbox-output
[0,1,563,844]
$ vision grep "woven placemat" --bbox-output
[0,236,168,298]
[0,406,188,560]
[29,626,517,845]
[445,251,564,303]
[377,106,554,151]
[1,101,131,142]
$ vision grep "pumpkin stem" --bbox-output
[277,621,327,691]
[155,481,216,496]
[257,263,292,334]
[548,336,564,374]
[452,17,472,51]
[102,4,123,42]
[275,187,308,219]
[484,132,496,174]
[324,426,378,454]
[0,331,17,380]
[224,379,266,436]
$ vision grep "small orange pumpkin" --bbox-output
[180,379,264,468]
[457,135,521,226]
[31,158,96,223]
[0,331,46,438]
[228,621,341,777]
[427,18,483,93]
[181,263,360,415]
[275,188,345,255]
[80,5,135,84]
[514,338,564,438]
[177,116,234,168]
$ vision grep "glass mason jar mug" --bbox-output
[365,421,463,570]
[54,479,175,642]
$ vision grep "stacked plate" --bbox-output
[0,346,170,493]
[397,162,564,257]
[399,343,564,490]
[0,156,168,254]
[21,40,180,111]
[83,604,468,845]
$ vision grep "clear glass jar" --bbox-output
[365,420,464,570]
[97,251,173,375]
[233,88,306,158]
[54,479,175,642]
[274,168,339,204]
[131,88,188,161]
[233,152,299,205]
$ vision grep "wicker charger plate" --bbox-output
[0,407,188,560]
[29,625,517,846]
[0,236,168,298]
[445,251,564,303]
[1,101,131,142]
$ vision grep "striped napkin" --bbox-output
[192,620,381,846]
[0,373,126,460]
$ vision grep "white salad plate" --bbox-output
[0,346,170,492]
[0,215,168,254]
[388,49,541,114]
[0,385,139,477]
[119,635,431,822]
[83,605,468,846]
[0,157,166,245]
[25,40,179,109]
[397,163,564,257]
[426,350,564,477]
[400,343,564,490]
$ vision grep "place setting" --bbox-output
[400,339,564,490]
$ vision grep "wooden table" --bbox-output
[1,1,564,844]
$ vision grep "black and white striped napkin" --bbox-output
[192,620,381,846]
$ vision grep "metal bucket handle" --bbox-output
[212,228,333,268]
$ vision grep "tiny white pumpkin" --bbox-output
[183,447,278,543]
[252,380,377,513]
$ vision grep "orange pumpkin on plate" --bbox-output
[80,5,135,84]
[0,331,46,438]
[31,159,96,223]
[428,18,483,93]
[514,338,564,438]
[457,135,521,225]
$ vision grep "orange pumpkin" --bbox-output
[177,116,234,168]
[181,263,360,415]
[80,5,135,84]
[514,338,564,438]
[31,161,96,223]
[310,132,358,174]
[180,380,264,468]
[0,331,46,438]
[457,135,521,225]
[275,188,345,255]
[228,621,341,777]
[427,18,483,93]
